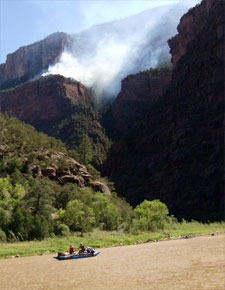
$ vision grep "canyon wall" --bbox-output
[0,74,109,165]
[110,69,172,138]
[0,75,87,124]
[0,32,71,90]
[103,0,224,220]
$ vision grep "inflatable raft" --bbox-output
[54,251,100,260]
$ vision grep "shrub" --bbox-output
[0,229,7,242]
[92,192,121,230]
[30,215,51,240]
[0,207,10,229]
[87,164,101,179]
[132,199,169,231]
[59,200,95,233]
[57,223,70,236]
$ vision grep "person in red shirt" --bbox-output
[69,245,74,254]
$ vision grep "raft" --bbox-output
[54,251,100,260]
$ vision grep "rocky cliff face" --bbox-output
[0,74,109,164]
[0,32,71,90]
[0,75,87,124]
[103,0,224,221]
[104,68,172,139]
[30,151,110,193]
[168,0,216,66]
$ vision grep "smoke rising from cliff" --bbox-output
[46,37,132,96]
[44,1,200,98]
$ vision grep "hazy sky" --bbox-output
[0,0,200,63]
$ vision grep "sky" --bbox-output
[0,0,200,63]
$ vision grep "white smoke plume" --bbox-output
[43,1,201,98]
[46,37,132,96]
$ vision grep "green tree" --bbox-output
[77,134,93,165]
[87,164,101,179]
[26,178,55,216]
[112,194,133,230]
[0,177,25,211]
[10,206,33,240]
[133,199,169,231]
[0,229,7,242]
[0,177,26,239]
[59,199,95,232]
[30,215,51,240]
[53,183,78,210]
[0,177,13,210]
[92,192,121,230]
[0,207,10,230]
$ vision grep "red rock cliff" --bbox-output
[0,75,88,124]
[168,0,215,66]
[0,74,110,165]
[0,32,71,90]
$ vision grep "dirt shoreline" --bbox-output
[2,231,225,260]
[0,233,224,290]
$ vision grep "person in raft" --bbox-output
[87,247,95,256]
[78,243,85,254]
[69,245,74,254]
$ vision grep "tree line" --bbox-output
[0,175,172,242]
[0,113,175,242]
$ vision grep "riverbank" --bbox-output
[0,221,224,259]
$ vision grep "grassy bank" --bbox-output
[0,221,224,258]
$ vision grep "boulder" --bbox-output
[89,181,111,194]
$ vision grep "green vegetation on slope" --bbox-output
[1,111,223,247]
[0,113,131,241]
[43,87,112,167]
